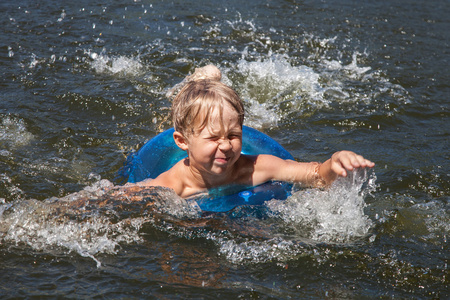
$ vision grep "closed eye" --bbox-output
[205,135,220,141]
[228,133,242,139]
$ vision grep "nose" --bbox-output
[218,138,232,151]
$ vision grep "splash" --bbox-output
[236,54,323,104]
[266,169,377,243]
[87,50,143,76]
[0,199,145,268]
[148,169,378,265]
[228,53,357,129]
[230,54,326,129]
[242,98,279,129]
[0,181,200,268]
[206,169,376,264]
[0,169,376,266]
[0,116,34,149]
[220,38,409,130]
[216,236,311,264]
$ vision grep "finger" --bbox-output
[351,154,366,168]
[352,156,375,168]
[332,160,348,177]
[340,155,356,171]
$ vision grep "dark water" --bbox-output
[1,0,448,298]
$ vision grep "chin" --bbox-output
[210,165,229,175]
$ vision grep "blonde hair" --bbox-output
[171,80,245,137]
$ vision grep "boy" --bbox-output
[141,66,374,198]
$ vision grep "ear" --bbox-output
[173,131,189,151]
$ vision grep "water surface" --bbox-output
[0,0,448,298]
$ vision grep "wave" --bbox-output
[0,169,377,266]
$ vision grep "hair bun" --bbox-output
[188,65,222,82]
[166,65,222,100]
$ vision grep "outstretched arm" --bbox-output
[252,151,374,188]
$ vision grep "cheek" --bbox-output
[195,141,218,155]
[231,139,242,153]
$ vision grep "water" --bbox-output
[0,0,448,298]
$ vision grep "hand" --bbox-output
[329,150,375,177]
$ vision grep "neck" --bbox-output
[184,159,234,191]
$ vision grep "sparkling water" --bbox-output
[0,0,448,298]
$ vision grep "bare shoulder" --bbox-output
[138,162,185,195]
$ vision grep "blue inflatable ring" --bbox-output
[122,126,293,212]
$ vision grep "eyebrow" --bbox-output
[206,125,242,136]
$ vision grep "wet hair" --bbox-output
[171,79,245,137]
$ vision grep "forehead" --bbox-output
[194,101,241,134]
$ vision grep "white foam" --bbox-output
[319,52,372,88]
[0,173,25,200]
[266,169,376,243]
[210,170,377,264]
[8,46,14,58]
[243,98,279,129]
[221,33,409,128]
[343,53,372,78]
[28,53,40,69]
[0,168,378,266]
[1,180,145,260]
[216,236,308,264]
[151,170,378,264]
[410,200,449,242]
[0,181,201,267]
[2,200,146,268]
[0,116,34,148]
[87,50,143,76]
[317,50,410,107]
[236,54,324,102]
[228,54,329,129]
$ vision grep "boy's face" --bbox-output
[185,102,242,178]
